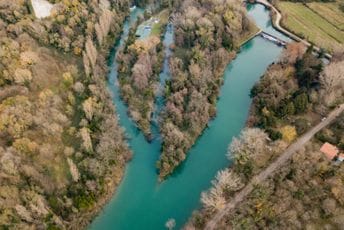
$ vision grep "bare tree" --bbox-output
[201,169,243,212]
[228,128,269,159]
[165,218,176,230]
[83,51,91,77]
[319,60,344,106]
[67,158,80,182]
[280,42,306,64]
[95,23,103,46]
[85,38,97,70]
[80,127,93,152]
[83,97,98,121]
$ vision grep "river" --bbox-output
[90,4,285,230]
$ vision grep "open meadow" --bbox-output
[278,2,344,52]
[307,2,344,30]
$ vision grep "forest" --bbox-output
[157,0,257,179]
[2,0,343,228]
[0,0,134,228]
[249,43,343,141]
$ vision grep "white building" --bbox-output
[30,0,54,19]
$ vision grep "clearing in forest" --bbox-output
[136,9,169,39]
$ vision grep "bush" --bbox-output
[266,128,282,141]
[295,49,322,89]
[294,92,308,113]
[294,118,310,134]
[280,125,297,143]
[250,83,262,98]
[73,192,95,210]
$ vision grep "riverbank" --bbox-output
[204,105,344,230]
[238,8,262,46]
[76,8,148,229]
[157,0,263,179]
[72,166,126,228]
[238,27,262,46]
[65,12,135,230]
[0,1,135,229]
[90,6,283,229]
[117,8,170,140]
[188,39,344,229]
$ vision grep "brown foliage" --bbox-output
[158,0,251,178]
[0,0,131,228]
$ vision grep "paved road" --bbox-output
[256,0,332,59]
[205,104,344,230]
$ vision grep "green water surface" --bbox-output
[90,4,283,230]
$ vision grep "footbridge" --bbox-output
[259,31,287,46]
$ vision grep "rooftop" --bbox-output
[320,142,339,160]
[30,0,54,19]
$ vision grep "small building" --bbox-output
[320,142,339,160]
[30,0,54,19]
[338,153,344,162]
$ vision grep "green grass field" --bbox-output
[136,9,169,39]
[151,9,169,36]
[307,2,344,30]
[279,2,344,52]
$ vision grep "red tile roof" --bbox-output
[320,142,339,160]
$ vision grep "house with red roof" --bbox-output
[320,142,339,160]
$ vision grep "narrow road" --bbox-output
[205,104,344,230]
[255,0,332,59]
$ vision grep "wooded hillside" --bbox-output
[0,0,132,228]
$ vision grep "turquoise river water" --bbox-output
[90,4,287,230]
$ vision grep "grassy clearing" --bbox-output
[238,25,261,46]
[307,2,344,30]
[136,9,169,39]
[151,9,169,36]
[279,2,344,52]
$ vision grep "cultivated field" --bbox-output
[278,2,344,52]
[307,2,344,30]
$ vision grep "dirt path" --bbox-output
[256,0,332,59]
[205,104,344,230]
